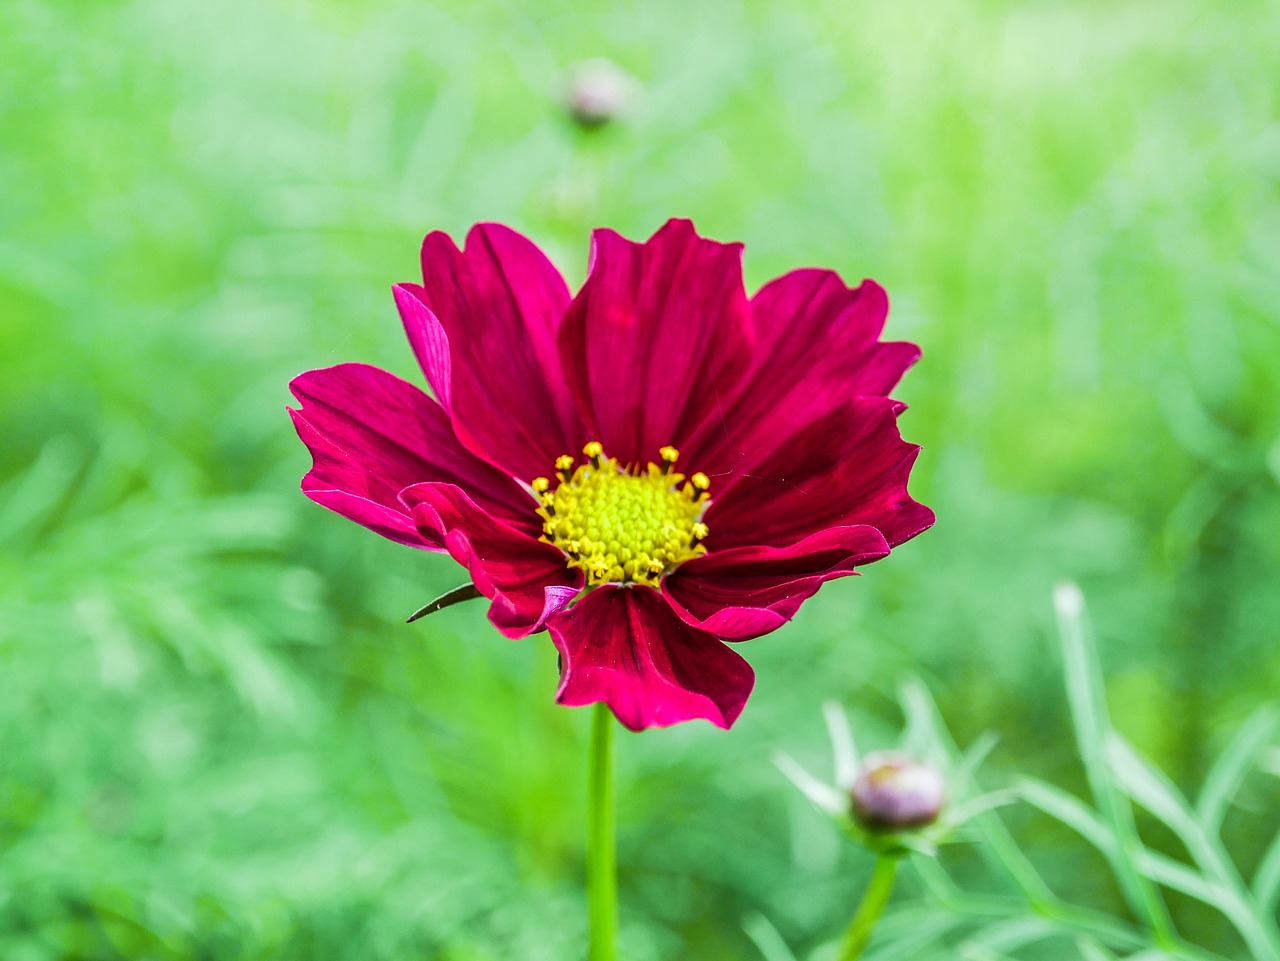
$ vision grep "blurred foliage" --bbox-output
[2,0,1279,957]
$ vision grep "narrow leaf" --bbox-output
[1107,734,1280,961]
[1197,706,1279,832]
[772,751,846,815]
[406,583,482,622]
[1054,583,1175,943]
[823,699,859,788]
[1252,825,1280,915]
[742,912,798,961]
[901,677,1054,905]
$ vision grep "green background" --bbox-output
[3,0,1278,957]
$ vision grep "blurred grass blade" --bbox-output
[1016,778,1114,852]
[867,908,965,961]
[957,944,1019,961]
[823,699,859,788]
[900,677,1054,905]
[1076,938,1119,961]
[1254,827,1280,914]
[1020,775,1228,908]
[952,731,1000,788]
[742,912,799,961]
[0,436,83,546]
[961,916,1056,953]
[1107,733,1280,961]
[1196,706,1278,833]
[1053,583,1176,944]
[771,750,846,815]
[945,788,1018,828]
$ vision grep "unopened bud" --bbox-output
[560,58,638,130]
[850,752,945,832]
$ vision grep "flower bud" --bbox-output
[850,752,945,832]
[560,58,638,130]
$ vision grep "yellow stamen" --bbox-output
[535,442,711,587]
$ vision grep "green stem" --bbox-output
[587,702,617,961]
[836,854,900,961]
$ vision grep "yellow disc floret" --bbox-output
[535,442,710,587]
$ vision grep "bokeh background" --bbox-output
[3,0,1279,957]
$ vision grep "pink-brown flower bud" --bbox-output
[561,58,638,129]
[850,752,945,832]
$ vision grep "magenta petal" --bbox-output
[664,526,890,640]
[401,482,583,639]
[393,283,451,412]
[691,271,920,478]
[706,398,935,551]
[548,586,755,731]
[408,224,585,480]
[557,219,753,465]
[289,364,540,547]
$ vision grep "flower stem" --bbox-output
[835,854,900,961]
[587,702,618,961]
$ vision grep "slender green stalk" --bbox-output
[836,854,900,961]
[587,702,617,961]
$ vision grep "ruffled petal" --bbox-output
[705,398,935,551]
[663,526,890,640]
[557,219,753,466]
[548,586,755,731]
[289,364,539,547]
[401,482,582,639]
[397,223,586,481]
[690,271,920,478]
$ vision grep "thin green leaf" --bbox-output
[1140,851,1234,909]
[1077,938,1119,961]
[867,908,966,961]
[962,916,1057,952]
[823,699,859,788]
[772,750,846,816]
[1017,777,1114,850]
[1252,825,1280,915]
[953,732,1001,788]
[1054,583,1176,944]
[742,912,799,961]
[1196,706,1278,833]
[1018,777,1223,912]
[945,788,1018,828]
[912,859,1151,955]
[1108,734,1280,961]
[405,582,483,622]
[957,944,1019,961]
[901,678,1054,906]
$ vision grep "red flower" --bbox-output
[289,220,933,731]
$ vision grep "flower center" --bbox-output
[532,442,710,587]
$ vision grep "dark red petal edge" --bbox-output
[401,482,582,639]
[398,223,586,481]
[556,218,754,466]
[548,586,755,731]
[706,397,935,551]
[289,363,540,546]
[663,525,890,641]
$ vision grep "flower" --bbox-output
[288,220,933,731]
[851,752,946,831]
[560,58,639,129]
[775,698,1005,857]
